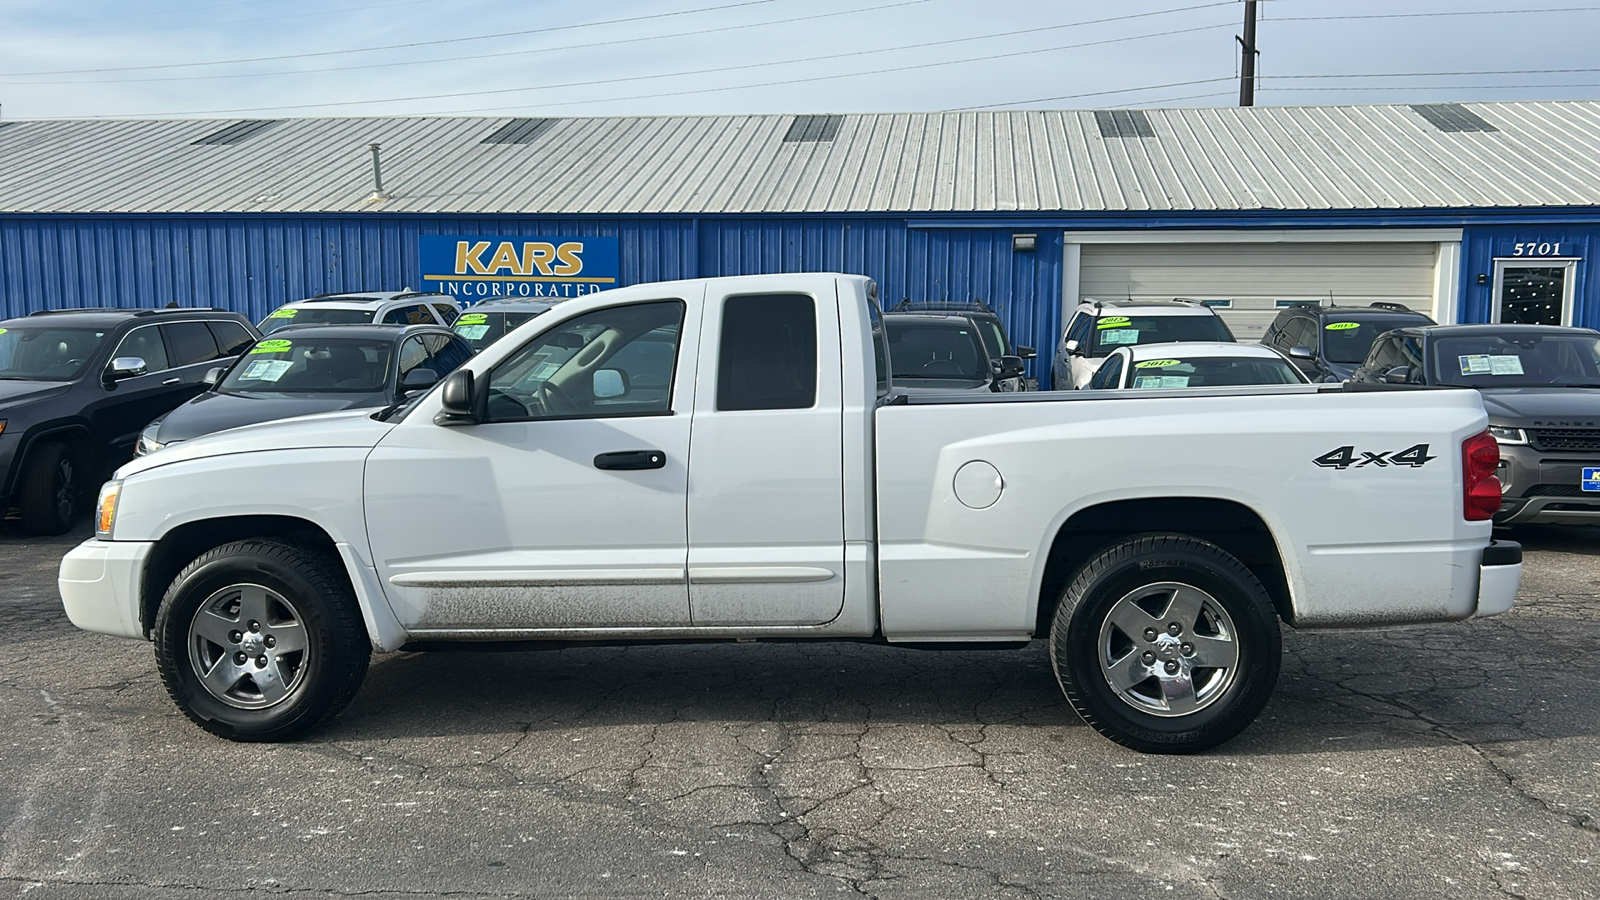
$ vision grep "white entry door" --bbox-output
[364,296,701,633]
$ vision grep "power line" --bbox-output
[1274,5,1600,21]
[72,0,441,37]
[1271,67,1600,79]
[953,78,1236,111]
[0,0,782,77]
[1261,82,1600,92]
[1,0,931,86]
[39,16,1237,119]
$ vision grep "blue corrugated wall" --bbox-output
[0,215,1065,386]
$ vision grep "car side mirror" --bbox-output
[992,355,1025,378]
[201,366,224,388]
[106,357,148,383]
[434,369,479,425]
[1383,365,1413,384]
[1287,346,1313,360]
[1064,339,1081,356]
[593,368,629,399]
[401,367,440,395]
[1015,346,1037,360]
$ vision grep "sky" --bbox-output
[1,0,1598,121]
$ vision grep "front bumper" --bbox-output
[1495,446,1600,525]
[58,537,152,640]
[1474,540,1521,618]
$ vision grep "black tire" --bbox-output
[153,539,370,741]
[19,442,81,536]
[1048,534,1281,754]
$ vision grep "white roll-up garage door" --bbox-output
[1078,242,1439,340]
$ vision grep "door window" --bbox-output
[423,333,472,373]
[485,301,684,421]
[395,336,430,379]
[162,321,221,366]
[716,294,818,411]
[1496,264,1570,325]
[1087,354,1124,389]
[207,320,255,356]
[382,304,433,326]
[110,326,169,372]
[1066,313,1094,349]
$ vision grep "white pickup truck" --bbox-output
[59,273,1522,754]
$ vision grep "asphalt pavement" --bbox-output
[0,521,1595,899]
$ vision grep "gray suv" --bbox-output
[0,307,259,534]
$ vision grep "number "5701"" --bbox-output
[1313,444,1435,470]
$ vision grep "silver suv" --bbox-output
[258,290,461,335]
[1053,299,1235,389]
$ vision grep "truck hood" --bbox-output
[1480,387,1600,427]
[118,408,396,478]
[150,389,389,445]
[0,379,71,411]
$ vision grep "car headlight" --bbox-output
[136,423,164,456]
[0,419,7,437]
[95,480,122,539]
[1487,425,1528,445]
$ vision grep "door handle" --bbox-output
[594,450,666,470]
[162,377,181,385]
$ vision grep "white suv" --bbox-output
[258,290,462,336]
[1053,299,1235,389]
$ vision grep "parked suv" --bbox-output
[0,307,259,533]
[883,313,1024,394]
[1054,299,1235,389]
[451,297,565,352]
[258,290,461,335]
[1348,323,1600,525]
[890,301,1035,390]
[1261,301,1435,383]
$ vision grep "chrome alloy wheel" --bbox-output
[187,584,310,710]
[52,456,75,522]
[1096,581,1239,717]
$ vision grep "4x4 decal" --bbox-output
[1314,444,1436,470]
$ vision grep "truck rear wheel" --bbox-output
[1048,534,1281,754]
[153,540,370,741]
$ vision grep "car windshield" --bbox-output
[1321,316,1428,363]
[452,310,544,351]
[220,336,394,393]
[0,325,110,381]
[1126,355,1305,389]
[886,320,989,381]
[1431,332,1600,388]
[1089,315,1233,357]
[258,307,376,334]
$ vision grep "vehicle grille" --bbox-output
[1528,428,1600,452]
[1524,484,1592,498]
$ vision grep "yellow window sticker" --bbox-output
[456,312,489,325]
[1096,316,1132,329]
[1136,359,1181,369]
[1325,321,1360,331]
[0,328,7,335]
[249,339,293,354]
[266,308,298,319]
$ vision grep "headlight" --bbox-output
[1487,425,1528,445]
[95,480,122,539]
[0,419,7,436]
[136,423,164,456]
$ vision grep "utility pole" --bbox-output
[1238,0,1259,107]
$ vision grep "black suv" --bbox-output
[0,307,259,534]
[1261,302,1435,383]
[889,301,1035,390]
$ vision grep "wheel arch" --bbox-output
[1034,497,1294,638]
[5,421,95,498]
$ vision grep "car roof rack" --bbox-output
[1368,301,1416,312]
[27,307,142,316]
[891,299,995,313]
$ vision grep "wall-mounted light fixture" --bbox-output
[1478,273,1488,284]
[1012,233,1037,253]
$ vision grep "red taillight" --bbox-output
[1462,430,1502,521]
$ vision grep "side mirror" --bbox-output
[1015,346,1037,361]
[593,368,629,399]
[106,357,148,382]
[1288,346,1313,360]
[1064,339,1081,356]
[201,366,224,388]
[1383,365,1413,385]
[992,355,1025,378]
[401,367,440,395]
[434,369,479,425]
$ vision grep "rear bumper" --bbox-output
[58,538,151,640]
[1475,540,1521,618]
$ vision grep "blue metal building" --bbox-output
[3,103,1599,388]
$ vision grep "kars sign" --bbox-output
[419,235,620,300]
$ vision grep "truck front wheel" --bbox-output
[153,540,370,741]
[1048,534,1281,754]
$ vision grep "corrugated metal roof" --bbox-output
[1,101,1598,215]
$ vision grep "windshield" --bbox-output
[221,336,394,393]
[1089,315,1233,357]
[1432,333,1600,388]
[0,325,110,381]
[886,320,989,382]
[453,310,543,351]
[1127,355,1305,389]
[1322,316,1426,363]
[258,307,376,334]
